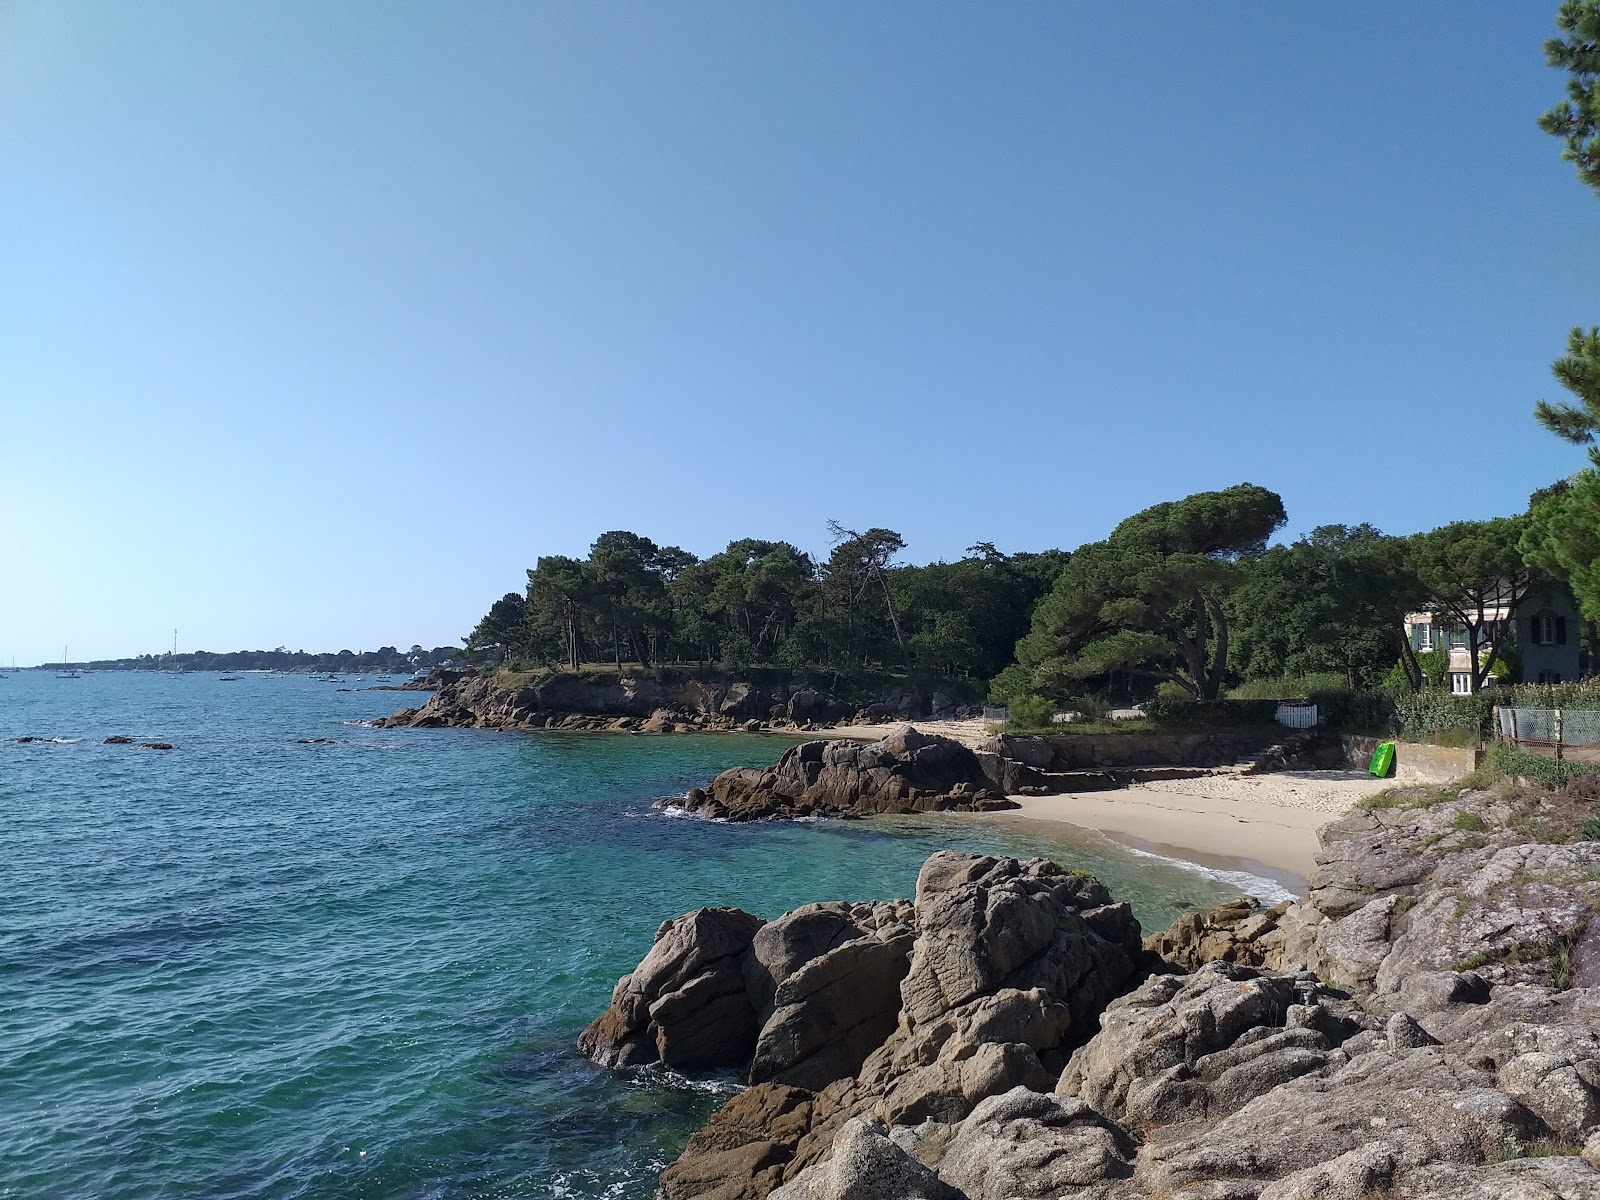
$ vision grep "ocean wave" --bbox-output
[1117,843,1296,904]
[653,803,726,823]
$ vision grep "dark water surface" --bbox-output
[1,672,1276,1199]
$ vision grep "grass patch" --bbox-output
[1451,810,1488,832]
[1358,785,1459,812]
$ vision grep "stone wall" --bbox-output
[1340,735,1481,783]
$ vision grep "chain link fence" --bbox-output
[1496,706,1600,764]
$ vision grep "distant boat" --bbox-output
[57,645,80,679]
[219,676,240,682]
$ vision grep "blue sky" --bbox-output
[3,3,1597,665]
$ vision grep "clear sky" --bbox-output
[3,3,1597,666]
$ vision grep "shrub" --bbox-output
[1064,693,1112,723]
[1392,692,1494,743]
[1227,673,1349,700]
[1504,679,1600,710]
[1006,693,1056,731]
[1308,688,1397,733]
[1578,813,1600,842]
[1143,695,1280,727]
[1488,740,1600,788]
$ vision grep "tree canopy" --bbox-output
[1540,0,1600,196]
[1411,518,1534,691]
[1008,484,1285,701]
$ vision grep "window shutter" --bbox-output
[1530,616,1539,644]
[1557,616,1568,645]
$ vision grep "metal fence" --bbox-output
[982,706,1008,724]
[1496,706,1600,764]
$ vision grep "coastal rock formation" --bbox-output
[578,906,766,1071]
[579,900,919,1087]
[675,727,1015,821]
[585,853,1144,1199]
[1142,896,1292,971]
[585,780,1600,1199]
[374,669,973,734]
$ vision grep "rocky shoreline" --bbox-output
[373,669,977,736]
[580,778,1600,1199]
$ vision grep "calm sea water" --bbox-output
[2,672,1277,1200]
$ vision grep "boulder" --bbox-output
[578,906,764,1070]
[676,727,1016,821]
[935,1087,1134,1199]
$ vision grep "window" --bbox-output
[1416,623,1433,651]
[1450,672,1473,695]
[1539,670,1564,685]
[1531,613,1568,646]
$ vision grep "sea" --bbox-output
[1,671,1288,1199]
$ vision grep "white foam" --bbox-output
[1118,842,1297,904]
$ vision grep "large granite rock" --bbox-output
[678,727,1016,821]
[578,906,765,1070]
[1058,961,1374,1128]
[645,854,1144,1199]
[579,900,917,1087]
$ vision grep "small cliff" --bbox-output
[373,669,974,734]
[581,782,1600,1199]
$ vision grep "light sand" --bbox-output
[969,770,1395,889]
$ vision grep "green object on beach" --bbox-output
[1368,741,1396,778]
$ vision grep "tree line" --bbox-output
[65,646,460,673]
[466,528,1065,683]
[463,478,1577,707]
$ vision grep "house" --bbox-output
[1404,581,1584,694]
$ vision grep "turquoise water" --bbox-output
[2,672,1273,1199]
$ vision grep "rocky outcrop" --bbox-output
[1142,896,1292,971]
[374,669,977,734]
[585,780,1600,1199]
[579,900,919,1088]
[583,853,1144,1200]
[676,727,1016,821]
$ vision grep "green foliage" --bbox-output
[1488,739,1600,787]
[1309,688,1398,733]
[1410,518,1534,692]
[1227,673,1350,699]
[1014,484,1285,701]
[1005,693,1056,731]
[1141,695,1280,727]
[1506,677,1600,708]
[1392,692,1495,742]
[1523,469,1600,625]
[487,528,1060,680]
[1539,1,1600,197]
[1230,525,1425,691]
[1579,813,1600,841]
[1064,693,1113,723]
[987,663,1034,706]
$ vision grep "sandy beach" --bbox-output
[814,720,1402,891]
[968,769,1395,891]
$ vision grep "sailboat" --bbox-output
[57,646,80,679]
